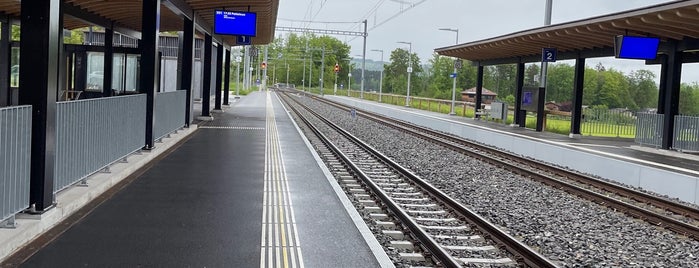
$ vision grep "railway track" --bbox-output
[279,92,558,267]
[290,91,699,240]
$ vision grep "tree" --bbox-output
[456,60,478,91]
[524,64,540,87]
[627,70,658,110]
[270,33,351,90]
[679,83,699,115]
[546,63,575,103]
[383,48,422,95]
[426,53,453,99]
[484,64,516,100]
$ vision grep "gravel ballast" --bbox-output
[291,94,699,267]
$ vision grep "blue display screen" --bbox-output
[214,11,257,36]
[615,36,660,60]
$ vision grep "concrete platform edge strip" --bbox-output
[330,96,699,176]
[0,125,199,263]
[275,93,396,268]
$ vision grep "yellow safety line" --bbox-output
[263,91,303,268]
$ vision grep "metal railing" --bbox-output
[0,106,32,226]
[154,90,186,141]
[582,108,637,137]
[635,113,664,147]
[673,115,699,152]
[54,95,146,193]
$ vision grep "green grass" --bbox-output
[304,88,637,138]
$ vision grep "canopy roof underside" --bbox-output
[435,0,699,64]
[0,0,279,46]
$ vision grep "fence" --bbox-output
[54,95,146,193]
[154,91,186,141]
[581,108,637,137]
[673,115,699,152]
[360,92,476,117]
[635,113,664,147]
[0,106,32,226]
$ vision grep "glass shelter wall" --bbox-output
[111,53,140,94]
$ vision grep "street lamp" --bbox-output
[397,41,412,107]
[439,27,459,115]
[371,49,384,103]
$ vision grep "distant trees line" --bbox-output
[255,33,699,116]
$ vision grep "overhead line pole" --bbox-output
[320,47,325,96]
[361,19,367,99]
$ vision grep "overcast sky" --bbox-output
[276,0,699,83]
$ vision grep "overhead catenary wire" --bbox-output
[305,0,329,28]
[278,18,361,24]
[344,0,427,43]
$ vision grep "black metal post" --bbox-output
[657,54,668,113]
[474,65,484,118]
[139,0,160,150]
[157,51,162,92]
[19,0,62,212]
[0,16,9,107]
[224,48,231,105]
[201,34,212,116]
[103,28,114,97]
[214,43,223,110]
[570,57,585,136]
[179,18,194,127]
[74,51,87,92]
[661,42,682,150]
[514,62,525,126]
[535,86,546,132]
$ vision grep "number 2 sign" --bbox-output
[542,48,557,62]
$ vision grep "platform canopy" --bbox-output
[0,0,279,46]
[435,0,699,65]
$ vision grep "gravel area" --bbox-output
[292,94,699,267]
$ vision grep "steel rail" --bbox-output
[281,93,462,267]
[303,92,699,240]
[281,91,559,268]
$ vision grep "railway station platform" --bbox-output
[0,91,392,267]
[326,95,699,206]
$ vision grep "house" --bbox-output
[545,101,561,111]
[460,87,498,104]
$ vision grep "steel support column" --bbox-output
[661,43,682,150]
[475,65,484,119]
[178,18,194,126]
[139,0,160,150]
[657,54,668,113]
[214,43,223,110]
[0,17,9,107]
[570,57,585,136]
[535,86,546,132]
[514,62,525,127]
[102,28,114,97]
[201,34,212,116]
[19,0,62,211]
[224,48,231,105]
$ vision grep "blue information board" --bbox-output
[214,11,257,36]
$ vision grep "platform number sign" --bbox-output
[542,48,557,62]
[237,36,251,45]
